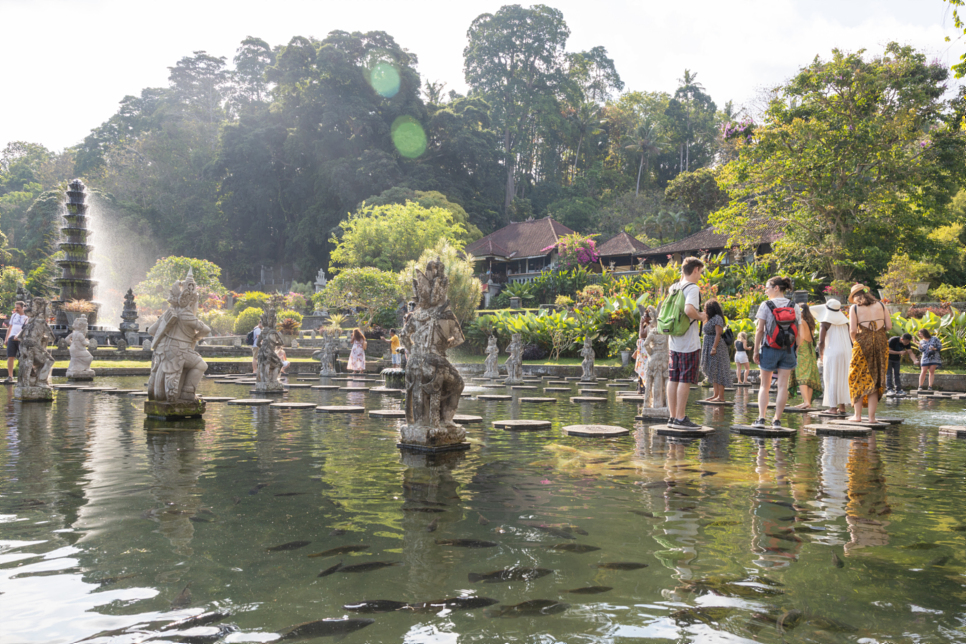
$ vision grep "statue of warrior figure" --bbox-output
[504,333,523,383]
[483,335,500,378]
[400,258,465,443]
[146,269,210,402]
[17,297,55,387]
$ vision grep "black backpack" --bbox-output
[245,330,255,346]
[721,327,735,347]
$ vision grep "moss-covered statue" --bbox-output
[15,297,55,401]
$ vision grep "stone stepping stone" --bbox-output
[493,419,551,431]
[126,391,149,397]
[735,383,752,388]
[570,396,606,403]
[214,379,242,384]
[802,423,871,437]
[339,387,370,392]
[312,385,340,390]
[563,424,630,437]
[543,387,571,392]
[480,384,506,389]
[471,377,493,382]
[453,414,483,424]
[53,384,83,390]
[828,419,889,429]
[731,424,797,437]
[653,424,715,438]
[249,389,286,394]
[578,388,607,394]
[270,402,318,409]
[369,409,406,418]
[478,394,512,401]
[605,383,625,387]
[102,389,139,395]
[747,402,808,413]
[316,405,365,413]
[370,387,404,394]
[636,413,669,422]
[617,395,645,403]
[565,377,583,381]
[228,398,273,406]
[83,387,117,392]
[201,396,233,402]
[510,385,538,390]
[546,381,569,385]
[331,378,352,381]
[861,417,904,425]
[697,400,734,407]
[297,377,317,381]
[204,374,223,379]
[615,378,637,382]
[814,410,849,418]
[518,397,557,404]
[284,383,313,389]
[939,425,966,438]
[522,378,542,383]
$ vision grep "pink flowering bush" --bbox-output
[542,233,600,271]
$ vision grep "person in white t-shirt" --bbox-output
[751,276,802,428]
[4,301,27,383]
[251,322,263,373]
[665,257,708,429]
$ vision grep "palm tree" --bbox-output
[565,102,604,183]
[624,120,664,196]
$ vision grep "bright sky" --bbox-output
[1,0,961,153]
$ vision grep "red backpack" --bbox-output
[764,301,798,350]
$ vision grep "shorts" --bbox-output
[734,351,749,365]
[391,353,401,366]
[669,349,700,384]
[6,339,19,358]
[759,345,797,372]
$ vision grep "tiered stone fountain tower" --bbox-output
[55,179,100,327]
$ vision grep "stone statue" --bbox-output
[579,336,596,382]
[145,269,210,418]
[642,311,669,410]
[504,333,523,385]
[15,297,55,401]
[119,288,140,345]
[255,295,285,393]
[65,315,95,380]
[312,329,338,377]
[483,335,500,379]
[399,258,466,449]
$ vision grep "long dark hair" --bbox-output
[352,328,365,343]
[766,276,793,293]
[704,300,724,320]
[801,304,816,336]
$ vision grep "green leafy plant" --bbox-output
[554,294,574,309]
[233,307,264,335]
[931,284,966,302]
[326,313,347,330]
[877,254,943,303]
[276,310,303,334]
[200,310,236,335]
[503,281,537,303]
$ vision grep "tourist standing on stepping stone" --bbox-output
[734,332,750,384]
[814,299,851,415]
[752,276,801,429]
[632,308,652,394]
[389,328,401,367]
[662,256,707,429]
[790,305,822,410]
[846,284,890,424]
[4,301,26,383]
[917,329,942,391]
[347,328,367,374]
[700,300,731,402]
[887,333,916,395]
[251,321,262,373]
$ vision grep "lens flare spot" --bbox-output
[370,62,400,98]
[391,116,427,159]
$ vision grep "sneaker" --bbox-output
[751,418,766,428]
[885,388,895,396]
[666,418,682,428]
[772,418,783,428]
[896,389,906,396]
[677,416,700,429]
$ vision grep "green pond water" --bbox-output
[1,375,965,643]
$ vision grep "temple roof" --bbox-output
[597,231,651,257]
[465,217,575,260]
[640,224,782,256]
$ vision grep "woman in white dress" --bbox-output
[813,299,851,414]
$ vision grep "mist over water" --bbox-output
[85,194,159,328]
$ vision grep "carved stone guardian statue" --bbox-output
[579,336,596,382]
[15,297,55,402]
[399,258,467,452]
[65,315,95,380]
[483,335,500,379]
[504,333,523,385]
[313,329,338,377]
[145,269,210,418]
[254,295,285,393]
[641,310,669,413]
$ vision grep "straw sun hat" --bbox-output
[810,299,849,326]
[848,283,872,304]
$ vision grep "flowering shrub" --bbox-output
[721,117,754,143]
[542,233,600,271]
[576,285,604,310]
[284,292,309,313]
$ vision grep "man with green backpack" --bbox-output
[657,256,708,429]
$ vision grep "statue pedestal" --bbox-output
[381,368,405,389]
[397,441,471,455]
[399,423,469,454]
[14,386,53,402]
[144,399,206,420]
[66,371,95,381]
[504,378,524,386]
[253,382,285,394]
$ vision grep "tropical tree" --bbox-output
[134,256,228,312]
[316,267,402,329]
[625,119,664,196]
[399,239,482,325]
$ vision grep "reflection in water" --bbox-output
[146,430,204,556]
[845,434,891,554]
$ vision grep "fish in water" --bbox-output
[950,526,966,532]
[339,561,401,573]
[267,540,311,552]
[318,561,343,577]
[832,553,845,568]
[308,545,370,558]
[408,597,499,611]
[329,529,346,536]
[487,599,569,618]
[248,483,269,495]
[343,600,409,613]
[279,619,374,640]
[569,526,589,536]
[766,532,802,543]
[543,543,600,554]
[764,546,791,554]
[671,606,736,625]
[928,555,950,566]
[274,492,308,497]
[769,501,796,510]
[188,517,210,523]
[403,507,445,513]
[468,567,553,583]
[232,496,240,505]
[524,524,576,540]
[777,609,804,634]
[160,612,230,632]
[435,539,498,548]
[595,562,648,570]
[701,471,717,477]
[903,542,940,550]
[477,513,490,525]
[630,510,656,518]
[426,519,438,532]
[566,586,612,594]
[171,584,192,609]
[96,573,136,586]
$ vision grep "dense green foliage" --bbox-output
[134,256,228,313]
[315,267,402,329]
[399,239,482,325]
[233,307,263,335]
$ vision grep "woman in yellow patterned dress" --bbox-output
[847,284,891,423]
